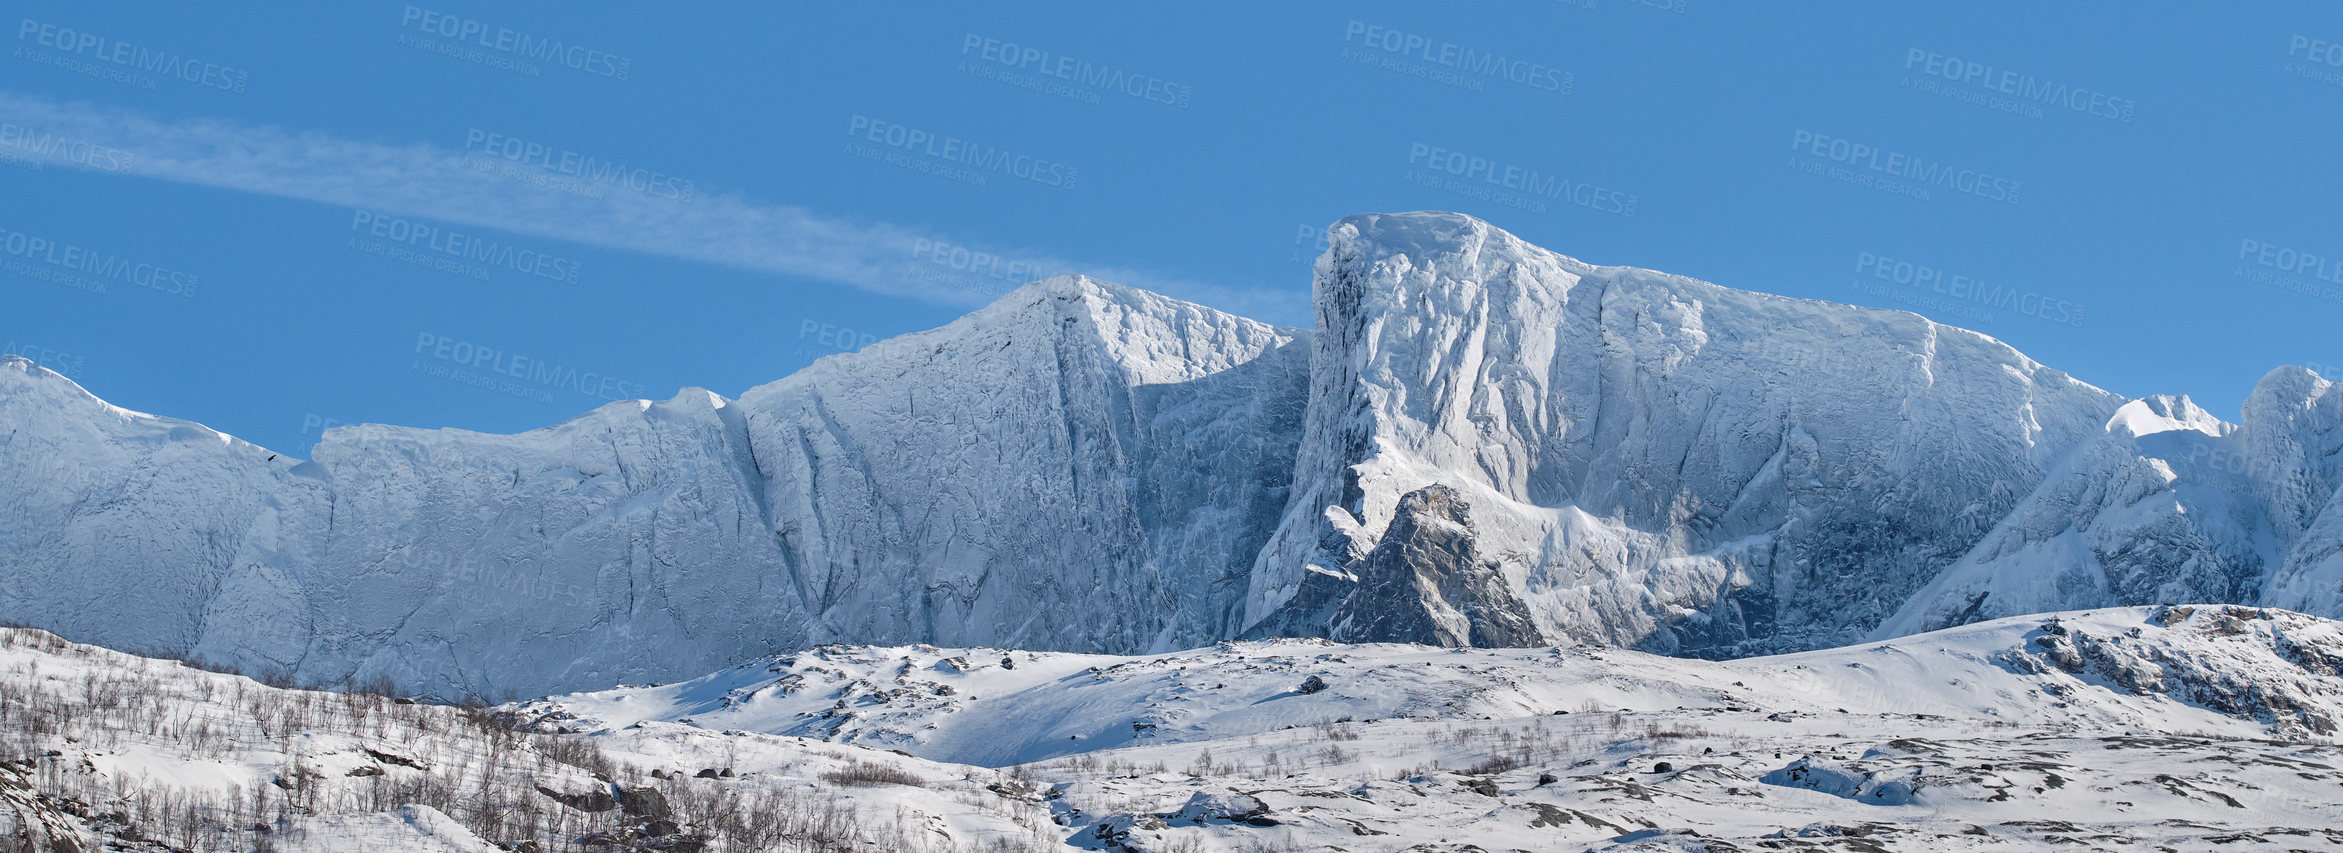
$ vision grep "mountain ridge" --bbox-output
[4,212,2339,698]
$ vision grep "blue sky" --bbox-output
[5,1,2341,454]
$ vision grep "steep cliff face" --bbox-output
[201,387,811,698]
[2232,368,2343,615]
[0,358,287,659]
[0,354,831,698]
[1248,212,2125,656]
[731,277,1309,654]
[2247,369,2343,616]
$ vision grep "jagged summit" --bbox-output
[3,213,2340,697]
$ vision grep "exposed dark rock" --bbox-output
[0,765,85,853]
[1172,791,1278,826]
[1323,485,1545,647]
[1086,813,1169,851]
[361,747,426,770]
[620,786,670,820]
[535,783,618,813]
[2003,610,2342,737]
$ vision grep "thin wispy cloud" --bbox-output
[0,92,1306,322]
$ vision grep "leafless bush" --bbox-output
[1639,721,1711,741]
[1463,753,1524,775]
[820,761,927,787]
[1311,719,1360,741]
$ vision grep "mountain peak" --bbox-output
[1332,210,1582,264]
[2251,363,2336,411]
[3,353,80,391]
[1324,211,1598,289]
[968,274,1229,336]
[1333,210,1498,256]
[2105,394,2228,439]
[2,351,186,432]
[1010,272,1114,297]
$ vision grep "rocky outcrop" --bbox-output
[1997,605,2343,737]
[0,762,86,853]
[1313,485,1542,647]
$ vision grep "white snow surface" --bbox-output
[509,604,2343,850]
[4,211,2341,699]
[7,607,2343,851]
[518,605,2343,767]
[291,805,500,852]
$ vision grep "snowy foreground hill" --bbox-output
[3,605,2342,851]
[4,211,2343,702]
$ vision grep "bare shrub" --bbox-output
[819,761,927,787]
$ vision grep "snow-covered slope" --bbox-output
[505,605,2343,850]
[1881,396,2259,634]
[516,605,2343,767]
[7,211,2342,699]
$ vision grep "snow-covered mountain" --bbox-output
[0,278,1308,699]
[1881,368,2343,637]
[4,211,2339,698]
[1245,212,2123,657]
